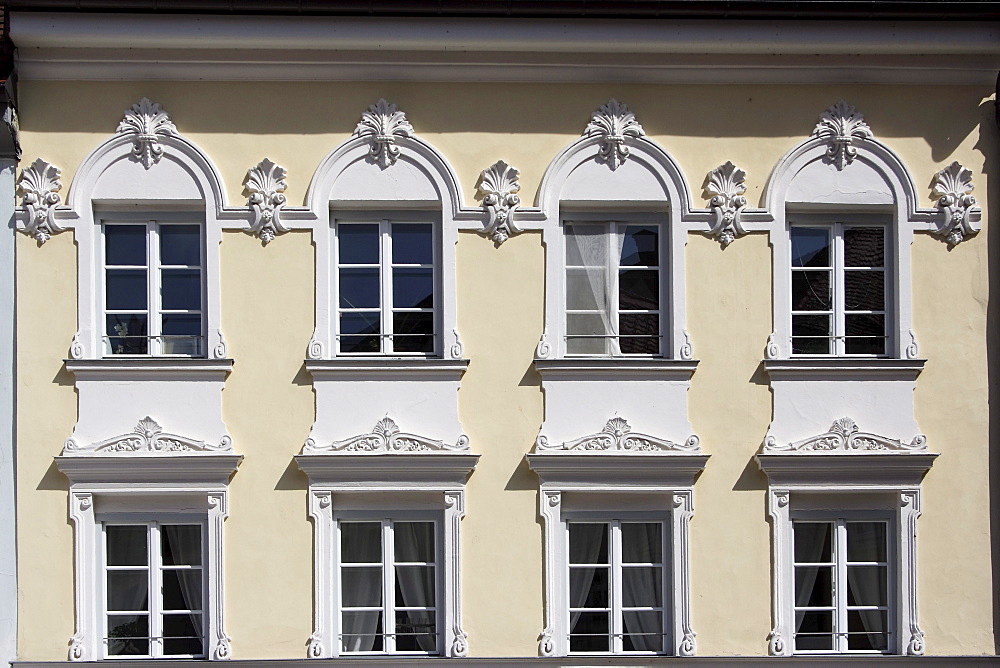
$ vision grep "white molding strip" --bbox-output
[0,160,16,668]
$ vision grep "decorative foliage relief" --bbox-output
[63,417,234,454]
[764,417,927,453]
[245,158,288,245]
[303,417,470,454]
[585,99,645,170]
[353,99,414,169]
[536,417,700,453]
[812,101,873,170]
[478,160,521,244]
[116,98,177,169]
[705,161,747,247]
[17,157,63,244]
[931,161,979,246]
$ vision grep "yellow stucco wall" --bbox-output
[15,81,995,658]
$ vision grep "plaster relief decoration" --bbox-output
[931,161,980,246]
[245,158,288,245]
[116,97,177,169]
[354,98,414,169]
[63,416,234,454]
[812,100,873,170]
[585,99,645,170]
[478,160,521,244]
[17,157,63,244]
[303,417,470,454]
[705,161,747,247]
[763,417,927,453]
[536,417,701,453]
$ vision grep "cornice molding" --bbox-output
[536,417,700,454]
[756,453,937,488]
[65,357,234,381]
[534,358,697,381]
[303,417,469,454]
[763,358,924,381]
[245,158,288,245]
[305,358,468,381]
[295,453,479,487]
[55,454,242,485]
[527,452,709,489]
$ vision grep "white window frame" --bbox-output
[332,212,440,358]
[100,518,208,659]
[100,214,206,358]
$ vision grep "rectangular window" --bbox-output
[339,519,439,655]
[790,223,886,356]
[793,520,890,654]
[103,522,205,659]
[103,221,204,357]
[565,222,661,356]
[567,521,666,654]
[336,219,436,355]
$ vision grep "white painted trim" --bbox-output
[534,358,697,381]
[0,160,16,668]
[65,358,233,380]
[763,358,923,381]
[305,358,467,381]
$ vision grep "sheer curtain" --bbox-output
[565,225,626,355]
[621,523,662,652]
[161,525,204,652]
[394,523,437,652]
[568,523,606,637]
[845,567,886,649]
[341,526,383,653]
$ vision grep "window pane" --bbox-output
[792,271,832,311]
[569,612,609,652]
[341,611,383,652]
[847,610,889,651]
[794,522,832,563]
[567,313,610,355]
[794,566,833,607]
[791,228,830,267]
[341,522,382,563]
[107,526,148,566]
[794,611,834,651]
[106,225,146,266]
[619,314,659,354]
[393,312,435,353]
[106,314,148,355]
[566,224,607,267]
[566,267,607,311]
[341,567,382,607]
[339,224,379,264]
[847,522,887,562]
[619,270,658,310]
[846,566,888,607]
[792,315,831,355]
[106,270,148,310]
[394,522,435,563]
[392,223,433,265]
[621,523,662,563]
[162,571,202,611]
[107,571,148,612]
[340,312,381,350]
[394,610,436,651]
[162,613,203,655]
[569,567,608,608]
[569,523,608,564]
[845,227,885,268]
[622,567,662,607]
[392,268,434,309]
[161,526,201,565]
[159,225,201,266]
[620,225,658,267]
[107,614,149,656]
[622,611,663,652]
[161,269,202,310]
[845,314,885,355]
[339,268,380,309]
[844,271,885,310]
[161,314,203,356]
[395,566,436,607]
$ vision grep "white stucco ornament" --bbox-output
[931,161,979,246]
[585,99,645,170]
[478,159,521,244]
[706,161,747,247]
[63,416,234,454]
[764,417,927,453]
[303,417,470,454]
[17,157,63,244]
[537,417,701,453]
[116,97,177,169]
[245,158,288,245]
[353,98,414,169]
[812,100,873,170]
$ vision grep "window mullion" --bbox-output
[609,223,620,356]
[149,522,162,659]
[833,223,846,356]
[148,221,160,357]
[381,220,392,355]
[383,519,394,654]
[835,520,848,653]
[610,521,623,654]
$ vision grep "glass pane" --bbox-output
[566,224,607,267]
[792,271,832,311]
[794,611,834,651]
[107,571,148,612]
[162,526,201,565]
[569,612,609,652]
[791,228,830,267]
[845,227,885,268]
[339,268,380,309]
[107,526,148,566]
[566,267,607,311]
[845,271,885,310]
[622,522,662,563]
[794,522,832,563]
[340,337,380,354]
[619,270,659,310]
[393,312,434,353]
[394,522,435,563]
[394,610,436,651]
[392,268,434,309]
[106,314,149,355]
[106,270,148,310]
[105,225,146,266]
[392,223,433,265]
[161,269,202,310]
[792,315,831,355]
[847,522,887,562]
[569,567,608,608]
[162,570,203,611]
[340,312,380,336]
[159,225,201,266]
[847,566,888,607]
[162,613,203,655]
[622,567,662,607]
[794,566,833,607]
[848,610,889,651]
[620,225,658,266]
[161,315,203,356]
[569,523,608,564]
[619,314,659,354]
[622,610,663,652]
[106,614,149,656]
[341,610,383,652]
[395,566,436,607]
[341,523,382,563]
[845,314,885,355]
[339,224,380,264]
[341,567,382,607]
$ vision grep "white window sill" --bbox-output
[764,358,924,381]
[534,358,698,381]
[65,357,234,380]
[305,357,469,381]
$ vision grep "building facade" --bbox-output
[5,2,1000,664]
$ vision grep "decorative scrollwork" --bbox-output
[585,99,645,170]
[478,160,521,244]
[768,629,785,655]
[303,417,470,454]
[64,417,234,454]
[931,161,979,246]
[354,99,414,169]
[116,98,177,169]
[307,632,324,658]
[680,331,693,360]
[706,161,748,247]
[812,100,873,170]
[307,335,324,360]
[245,158,289,245]
[765,333,780,360]
[764,417,927,453]
[450,329,464,359]
[18,158,64,244]
[537,417,701,453]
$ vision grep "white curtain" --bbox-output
[793,523,831,649]
[621,523,663,652]
[568,523,607,640]
[394,523,437,652]
[565,225,626,355]
[845,567,886,649]
[161,525,204,651]
[340,525,384,652]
